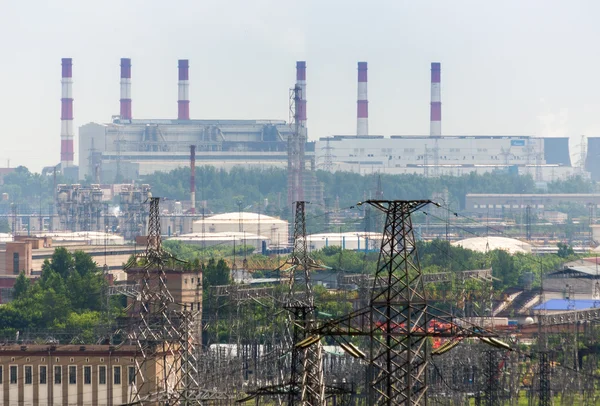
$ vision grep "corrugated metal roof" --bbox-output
[533,299,599,311]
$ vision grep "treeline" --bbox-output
[143,167,594,214]
[0,165,594,217]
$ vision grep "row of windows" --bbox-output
[0,365,135,385]
[473,204,545,209]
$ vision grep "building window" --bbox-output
[128,366,136,384]
[54,366,62,384]
[69,365,76,384]
[0,366,2,384]
[13,252,19,274]
[25,365,32,384]
[99,366,107,385]
[84,366,92,384]
[114,366,121,385]
[40,366,47,384]
[10,365,17,384]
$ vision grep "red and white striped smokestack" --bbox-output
[120,58,132,120]
[430,62,441,137]
[190,145,196,214]
[357,62,368,136]
[296,61,307,130]
[60,58,74,168]
[178,59,190,120]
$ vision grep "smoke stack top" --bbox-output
[430,62,441,137]
[357,61,368,136]
[295,61,307,123]
[60,58,74,167]
[120,58,132,120]
[178,59,190,120]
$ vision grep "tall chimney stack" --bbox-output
[357,61,368,136]
[296,61,307,202]
[178,59,190,120]
[190,145,196,214]
[296,61,307,131]
[60,58,74,168]
[430,62,441,137]
[120,58,132,120]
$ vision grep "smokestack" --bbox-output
[178,59,190,120]
[296,61,307,130]
[430,62,441,137]
[190,145,196,214]
[296,61,307,202]
[60,58,74,168]
[120,58,132,120]
[357,61,368,136]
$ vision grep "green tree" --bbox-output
[557,242,575,258]
[12,272,30,300]
[203,258,231,288]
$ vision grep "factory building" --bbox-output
[77,58,315,183]
[315,135,575,180]
[0,344,168,406]
[317,62,577,181]
[307,232,382,252]
[71,58,583,183]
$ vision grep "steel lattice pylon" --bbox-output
[286,201,325,406]
[367,200,431,406]
[539,351,551,406]
[283,201,325,406]
[126,197,201,405]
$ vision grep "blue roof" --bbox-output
[533,299,599,311]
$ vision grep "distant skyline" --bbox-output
[1,0,598,172]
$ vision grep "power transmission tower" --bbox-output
[482,350,501,406]
[126,197,202,405]
[320,137,335,172]
[312,200,500,406]
[526,205,532,241]
[244,201,329,405]
[285,201,326,406]
[539,351,551,406]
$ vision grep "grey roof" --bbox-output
[548,266,600,277]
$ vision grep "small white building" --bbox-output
[307,232,383,252]
[193,212,288,244]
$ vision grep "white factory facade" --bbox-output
[315,135,576,181]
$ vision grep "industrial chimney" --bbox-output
[357,62,368,136]
[190,145,196,214]
[60,58,74,168]
[178,59,190,120]
[430,62,441,137]
[120,58,132,120]
[296,61,307,132]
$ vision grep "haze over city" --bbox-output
[1,0,598,172]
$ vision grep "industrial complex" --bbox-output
[67,59,594,185]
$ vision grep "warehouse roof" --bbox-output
[205,212,287,223]
[452,236,531,254]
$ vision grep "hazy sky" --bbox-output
[1,0,598,172]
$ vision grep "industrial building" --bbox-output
[306,232,382,252]
[76,58,314,183]
[0,344,164,406]
[68,58,587,190]
[465,193,600,214]
[315,63,577,180]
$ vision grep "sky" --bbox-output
[0,0,599,172]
